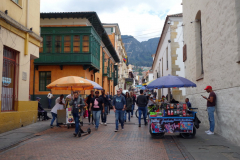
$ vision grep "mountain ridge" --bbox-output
[122,35,160,67]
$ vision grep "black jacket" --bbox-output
[136,95,148,107]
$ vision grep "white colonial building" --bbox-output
[182,0,240,146]
[152,13,185,101]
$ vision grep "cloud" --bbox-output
[40,0,182,41]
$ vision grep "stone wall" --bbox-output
[183,0,240,146]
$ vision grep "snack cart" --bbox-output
[149,103,197,139]
[146,75,198,139]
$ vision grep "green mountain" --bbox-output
[122,35,160,67]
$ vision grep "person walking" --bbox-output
[84,90,95,125]
[136,90,148,127]
[69,92,85,137]
[50,94,65,128]
[113,90,126,132]
[130,92,136,117]
[47,91,54,109]
[201,86,216,135]
[125,92,133,122]
[107,92,112,114]
[100,90,109,126]
[89,91,104,130]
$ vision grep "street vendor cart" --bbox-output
[146,75,199,139]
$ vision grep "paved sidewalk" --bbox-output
[0,110,240,160]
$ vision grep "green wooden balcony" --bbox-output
[103,66,109,77]
[114,65,118,86]
[34,53,100,69]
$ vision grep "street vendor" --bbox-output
[50,94,65,128]
[69,92,85,137]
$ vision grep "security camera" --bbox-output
[167,21,171,24]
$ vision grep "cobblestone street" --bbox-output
[0,111,240,160]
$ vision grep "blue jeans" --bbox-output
[48,99,52,109]
[124,110,127,121]
[93,110,101,128]
[131,104,135,116]
[115,110,124,130]
[101,106,108,123]
[73,113,80,134]
[138,107,147,125]
[207,107,215,132]
[145,106,148,118]
[126,111,131,121]
[50,112,58,126]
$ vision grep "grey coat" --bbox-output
[126,97,133,111]
[69,96,85,114]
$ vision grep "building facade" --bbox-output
[102,23,129,93]
[0,0,42,133]
[152,13,185,101]
[30,12,119,107]
[182,0,240,145]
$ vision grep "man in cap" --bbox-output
[202,86,216,135]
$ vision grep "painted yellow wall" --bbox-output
[0,0,40,34]
[0,101,38,133]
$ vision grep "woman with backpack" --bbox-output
[125,92,133,122]
[89,91,104,130]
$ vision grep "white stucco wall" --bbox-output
[152,16,185,99]
[183,0,240,146]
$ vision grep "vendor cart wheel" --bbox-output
[87,128,91,134]
[180,126,196,139]
[149,124,165,139]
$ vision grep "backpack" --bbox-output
[93,98,99,108]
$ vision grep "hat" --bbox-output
[204,86,212,90]
[36,97,41,100]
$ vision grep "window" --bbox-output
[166,47,168,70]
[64,36,71,53]
[91,75,94,81]
[97,78,99,85]
[73,35,80,53]
[39,37,43,53]
[39,72,51,91]
[1,46,19,111]
[12,0,19,4]
[46,36,52,53]
[195,11,204,79]
[82,36,89,52]
[105,28,113,35]
[55,36,61,53]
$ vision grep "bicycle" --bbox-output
[135,104,157,119]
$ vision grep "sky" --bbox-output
[40,0,182,42]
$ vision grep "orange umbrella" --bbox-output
[46,76,94,91]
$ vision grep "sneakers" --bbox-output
[114,129,118,132]
[100,122,103,125]
[139,124,141,127]
[104,123,107,126]
[50,125,53,128]
[207,131,214,135]
[88,122,91,125]
[205,130,210,133]
[122,127,124,130]
[73,133,77,137]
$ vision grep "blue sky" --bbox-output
[40,0,182,42]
